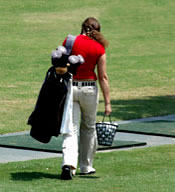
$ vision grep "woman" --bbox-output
[61,17,112,180]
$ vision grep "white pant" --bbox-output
[62,82,98,173]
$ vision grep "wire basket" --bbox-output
[96,115,118,146]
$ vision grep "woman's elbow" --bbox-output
[98,74,108,82]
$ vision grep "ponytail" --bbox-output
[81,17,109,49]
[89,30,109,49]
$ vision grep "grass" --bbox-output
[0,2,175,192]
[0,144,175,192]
[0,0,175,134]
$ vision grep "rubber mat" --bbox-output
[118,120,175,137]
[0,134,146,153]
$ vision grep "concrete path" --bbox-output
[0,147,60,163]
[115,114,175,150]
[0,131,60,163]
[115,132,175,151]
[0,115,175,163]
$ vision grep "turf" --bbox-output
[0,144,175,192]
[118,120,175,137]
[0,134,146,153]
[0,0,175,134]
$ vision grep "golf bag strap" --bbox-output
[65,34,76,55]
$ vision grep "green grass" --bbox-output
[0,0,175,133]
[0,144,175,192]
[1,2,175,192]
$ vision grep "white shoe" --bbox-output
[80,167,96,175]
[72,169,76,176]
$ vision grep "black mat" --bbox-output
[0,134,146,153]
[118,120,175,137]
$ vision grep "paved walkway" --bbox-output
[115,115,175,150]
[0,115,175,163]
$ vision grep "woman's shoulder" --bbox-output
[78,35,105,47]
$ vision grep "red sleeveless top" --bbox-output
[63,35,105,80]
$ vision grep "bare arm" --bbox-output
[97,54,112,115]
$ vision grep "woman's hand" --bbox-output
[105,103,112,115]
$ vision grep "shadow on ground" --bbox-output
[11,172,100,181]
[97,95,175,120]
[11,172,60,181]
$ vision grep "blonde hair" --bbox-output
[81,17,109,49]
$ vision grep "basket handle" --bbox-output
[102,114,112,123]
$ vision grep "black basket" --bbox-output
[96,115,118,146]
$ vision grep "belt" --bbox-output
[73,81,96,86]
